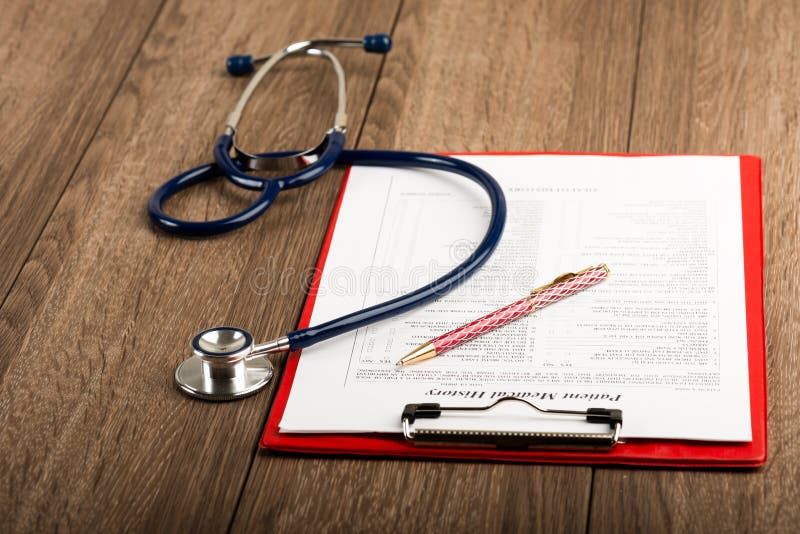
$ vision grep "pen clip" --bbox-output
[530,264,609,295]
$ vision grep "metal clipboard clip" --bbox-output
[401,396,622,450]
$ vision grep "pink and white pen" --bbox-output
[396,264,610,366]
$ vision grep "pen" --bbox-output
[396,264,610,366]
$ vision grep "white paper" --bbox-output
[279,155,751,442]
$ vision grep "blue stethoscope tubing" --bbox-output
[148,130,345,236]
[149,144,507,350]
[289,150,506,349]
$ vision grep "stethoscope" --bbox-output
[148,35,507,401]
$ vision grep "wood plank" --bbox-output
[232,1,642,532]
[236,458,592,533]
[589,0,800,532]
[0,0,164,303]
[0,0,399,531]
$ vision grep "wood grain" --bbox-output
[0,0,164,305]
[589,1,800,532]
[0,0,399,531]
[232,1,642,532]
[7,0,795,531]
[236,457,591,533]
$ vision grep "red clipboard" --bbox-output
[261,154,766,468]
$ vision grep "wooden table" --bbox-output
[1,0,797,531]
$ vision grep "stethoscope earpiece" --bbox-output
[226,54,255,76]
[362,33,392,53]
[225,33,392,77]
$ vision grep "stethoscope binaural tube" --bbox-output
[217,46,350,189]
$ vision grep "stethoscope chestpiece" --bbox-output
[175,327,273,401]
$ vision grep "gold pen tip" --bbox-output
[396,343,437,367]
